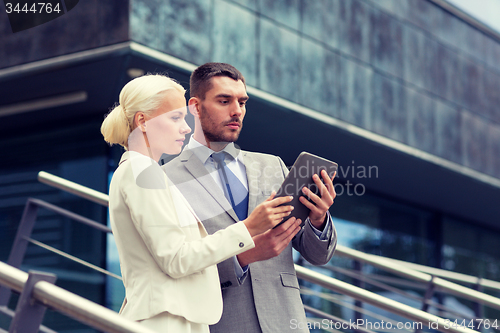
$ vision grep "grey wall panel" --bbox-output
[402,25,427,90]
[461,111,491,174]
[339,56,373,129]
[259,18,300,103]
[320,48,342,118]
[212,0,258,86]
[406,88,436,154]
[434,100,462,164]
[130,0,161,50]
[483,69,500,124]
[299,38,340,117]
[489,125,500,179]
[156,0,212,66]
[371,72,407,143]
[369,9,403,79]
[432,42,462,104]
[338,0,372,64]
[301,0,342,50]
[259,0,300,31]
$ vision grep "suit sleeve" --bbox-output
[292,214,337,265]
[120,163,255,279]
[275,156,337,265]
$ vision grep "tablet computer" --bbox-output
[274,152,338,227]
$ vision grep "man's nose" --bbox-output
[230,100,243,117]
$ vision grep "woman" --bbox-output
[101,74,296,332]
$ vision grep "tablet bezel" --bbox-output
[274,152,338,227]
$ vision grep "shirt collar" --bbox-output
[187,137,241,164]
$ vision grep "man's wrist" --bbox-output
[310,213,327,230]
[237,254,250,267]
[233,256,248,280]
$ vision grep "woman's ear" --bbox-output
[134,112,147,132]
[188,98,200,118]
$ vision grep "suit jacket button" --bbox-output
[239,242,244,248]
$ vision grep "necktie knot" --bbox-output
[211,151,229,167]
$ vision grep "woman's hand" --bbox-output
[243,192,294,237]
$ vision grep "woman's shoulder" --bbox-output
[112,151,167,190]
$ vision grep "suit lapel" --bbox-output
[242,152,261,213]
[181,149,240,223]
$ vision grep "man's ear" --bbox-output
[188,98,200,118]
[134,112,147,132]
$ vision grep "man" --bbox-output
[163,63,337,332]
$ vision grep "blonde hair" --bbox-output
[101,74,185,148]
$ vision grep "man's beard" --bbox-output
[199,104,242,143]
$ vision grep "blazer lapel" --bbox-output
[242,152,261,213]
[180,148,240,223]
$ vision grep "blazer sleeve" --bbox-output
[120,162,255,279]
[292,213,337,265]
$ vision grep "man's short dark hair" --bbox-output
[190,62,246,99]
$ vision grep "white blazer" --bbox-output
[108,152,254,324]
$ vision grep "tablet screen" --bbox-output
[274,152,338,227]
